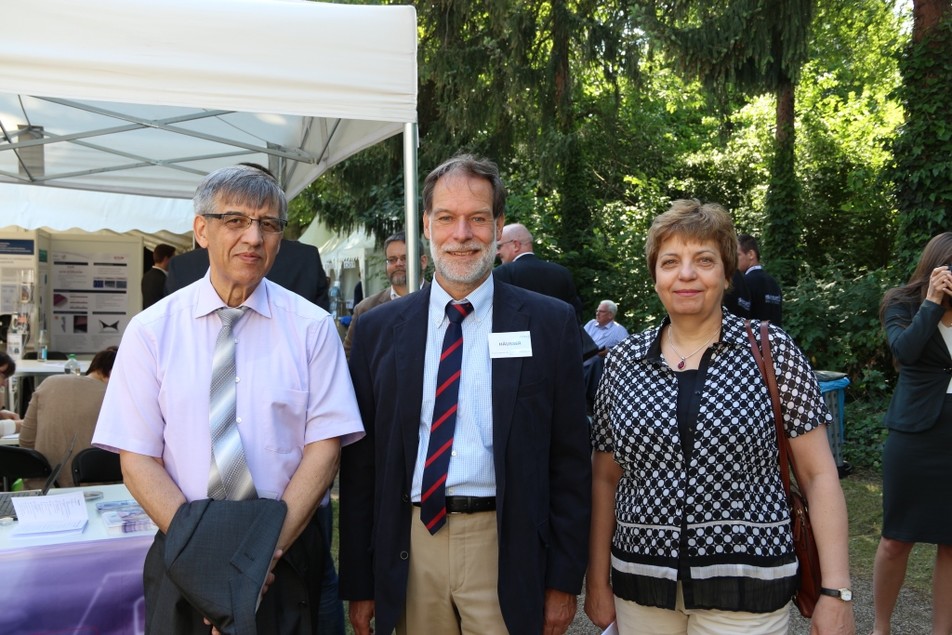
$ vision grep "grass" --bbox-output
[842,469,936,594]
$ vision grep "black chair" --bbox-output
[0,445,53,491]
[71,447,123,486]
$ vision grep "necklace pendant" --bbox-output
[677,359,686,370]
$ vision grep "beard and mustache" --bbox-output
[429,238,497,289]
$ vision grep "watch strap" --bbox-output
[819,587,852,601]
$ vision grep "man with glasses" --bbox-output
[93,164,364,633]
[343,231,428,359]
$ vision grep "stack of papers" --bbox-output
[96,499,157,535]
[12,492,89,536]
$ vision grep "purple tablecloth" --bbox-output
[0,533,152,635]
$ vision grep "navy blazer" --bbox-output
[493,253,584,323]
[339,281,591,635]
[883,299,952,432]
[165,240,330,311]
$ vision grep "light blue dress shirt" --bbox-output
[411,276,496,500]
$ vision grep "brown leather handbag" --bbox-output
[747,321,823,618]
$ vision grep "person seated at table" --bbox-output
[19,346,118,487]
[0,352,20,435]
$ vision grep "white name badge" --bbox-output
[488,331,533,358]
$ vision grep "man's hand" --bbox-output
[349,599,375,635]
[543,589,577,635]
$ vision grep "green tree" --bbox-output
[891,0,952,272]
[633,0,816,285]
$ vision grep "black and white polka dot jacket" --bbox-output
[591,312,832,612]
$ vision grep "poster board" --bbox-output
[49,236,141,354]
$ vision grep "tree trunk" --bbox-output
[763,77,800,287]
[913,0,951,42]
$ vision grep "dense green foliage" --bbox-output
[292,0,952,410]
[890,16,952,273]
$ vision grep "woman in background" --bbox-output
[19,346,118,485]
[585,200,853,634]
[872,233,952,635]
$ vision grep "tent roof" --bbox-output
[0,0,417,232]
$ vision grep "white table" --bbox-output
[0,483,153,635]
[6,358,92,414]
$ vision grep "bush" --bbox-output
[784,263,895,385]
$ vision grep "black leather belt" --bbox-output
[413,496,496,514]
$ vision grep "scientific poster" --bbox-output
[51,241,133,353]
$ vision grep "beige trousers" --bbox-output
[614,582,790,635]
[396,507,508,635]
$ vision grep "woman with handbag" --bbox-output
[872,233,952,635]
[585,199,855,634]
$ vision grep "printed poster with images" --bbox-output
[51,247,129,353]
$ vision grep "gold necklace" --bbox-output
[667,325,720,370]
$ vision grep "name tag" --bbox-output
[488,331,533,358]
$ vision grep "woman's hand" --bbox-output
[925,265,952,306]
[584,578,616,629]
[809,594,855,635]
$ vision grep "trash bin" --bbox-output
[814,370,850,477]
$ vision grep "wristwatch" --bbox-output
[820,587,853,602]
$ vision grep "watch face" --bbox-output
[840,589,853,601]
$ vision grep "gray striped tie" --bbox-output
[207,307,257,501]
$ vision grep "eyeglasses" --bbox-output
[203,213,287,234]
[497,240,516,248]
[385,255,408,265]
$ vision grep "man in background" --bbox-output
[582,300,628,412]
[737,233,783,325]
[142,243,175,309]
[343,231,427,359]
[583,300,628,362]
[493,222,584,322]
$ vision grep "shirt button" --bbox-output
[236,417,242,424]
[235,376,240,383]
[399,551,409,560]
[451,451,457,457]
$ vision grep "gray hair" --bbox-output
[194,165,287,219]
[599,300,618,316]
[422,153,507,219]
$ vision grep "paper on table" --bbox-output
[12,491,89,536]
[601,622,619,635]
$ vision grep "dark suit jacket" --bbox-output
[723,270,751,318]
[145,498,323,635]
[339,281,591,635]
[165,240,329,310]
[141,267,168,309]
[745,267,783,325]
[343,287,393,359]
[883,299,952,432]
[493,253,584,323]
[343,283,430,359]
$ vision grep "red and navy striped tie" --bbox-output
[420,300,474,534]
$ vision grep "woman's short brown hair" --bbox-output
[644,199,738,282]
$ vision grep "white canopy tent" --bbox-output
[0,0,419,236]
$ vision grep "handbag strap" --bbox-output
[745,320,793,497]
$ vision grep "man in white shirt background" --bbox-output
[582,300,628,411]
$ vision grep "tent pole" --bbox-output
[403,122,420,292]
